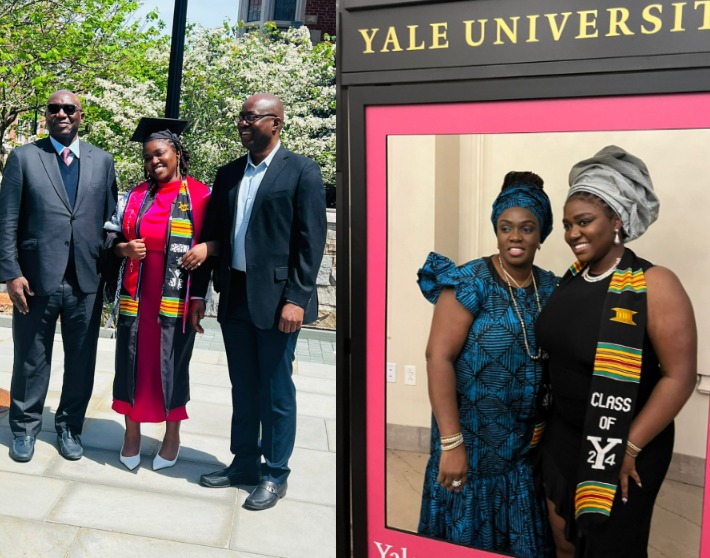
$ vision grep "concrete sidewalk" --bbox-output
[0,321,336,557]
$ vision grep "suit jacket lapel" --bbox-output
[250,147,289,219]
[37,139,71,211]
[73,141,94,214]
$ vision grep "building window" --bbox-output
[273,0,297,21]
[247,0,262,22]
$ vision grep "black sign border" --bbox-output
[336,2,710,557]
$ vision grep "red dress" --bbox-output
[113,179,188,422]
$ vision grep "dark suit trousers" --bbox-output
[220,270,299,484]
[9,273,102,437]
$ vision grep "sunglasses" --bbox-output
[237,113,277,124]
[46,103,80,116]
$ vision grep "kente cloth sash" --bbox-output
[118,177,205,332]
[567,248,648,532]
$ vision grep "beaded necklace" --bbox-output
[498,256,543,361]
[581,257,621,283]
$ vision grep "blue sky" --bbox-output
[134,0,239,30]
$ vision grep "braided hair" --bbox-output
[142,131,191,193]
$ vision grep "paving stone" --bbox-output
[325,419,337,453]
[287,446,336,507]
[47,446,236,504]
[189,382,232,408]
[0,516,78,558]
[0,471,68,520]
[179,400,233,437]
[231,497,336,558]
[178,430,234,467]
[48,483,234,547]
[296,391,336,420]
[296,361,336,380]
[295,415,329,452]
[0,325,338,558]
[65,528,269,558]
[293,374,336,397]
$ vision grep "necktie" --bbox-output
[61,147,71,166]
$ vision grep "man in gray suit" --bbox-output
[0,89,117,462]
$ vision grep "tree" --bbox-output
[2,9,336,192]
[0,0,165,172]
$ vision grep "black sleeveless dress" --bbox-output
[535,257,673,558]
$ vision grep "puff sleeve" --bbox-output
[417,252,482,316]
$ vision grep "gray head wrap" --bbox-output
[567,145,659,242]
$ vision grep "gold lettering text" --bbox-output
[406,25,426,50]
[695,1,710,29]
[607,8,634,36]
[545,12,572,41]
[494,17,520,44]
[358,28,379,54]
[641,4,663,34]
[381,27,403,52]
[527,14,540,42]
[672,2,687,31]
[463,19,488,47]
[576,10,599,38]
[430,22,449,49]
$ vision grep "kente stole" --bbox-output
[569,248,647,531]
[118,179,194,331]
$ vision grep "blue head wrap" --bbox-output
[490,181,553,243]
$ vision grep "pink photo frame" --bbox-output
[364,93,710,557]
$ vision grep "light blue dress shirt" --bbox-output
[50,136,80,164]
[231,142,281,271]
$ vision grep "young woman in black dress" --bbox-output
[535,146,697,558]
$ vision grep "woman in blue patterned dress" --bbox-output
[417,171,556,557]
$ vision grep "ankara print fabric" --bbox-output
[416,253,556,557]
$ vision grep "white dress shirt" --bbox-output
[50,136,80,164]
[231,143,281,271]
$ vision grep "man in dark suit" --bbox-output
[190,93,326,510]
[0,89,117,462]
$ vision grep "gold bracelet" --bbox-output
[441,437,464,451]
[625,448,639,458]
[627,440,642,454]
[440,432,463,444]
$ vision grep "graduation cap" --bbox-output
[130,117,191,143]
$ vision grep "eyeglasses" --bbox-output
[47,103,80,116]
[237,113,277,124]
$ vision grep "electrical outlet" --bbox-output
[386,362,397,383]
[404,365,416,385]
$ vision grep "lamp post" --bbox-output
[165,0,189,118]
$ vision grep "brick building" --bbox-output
[237,0,335,42]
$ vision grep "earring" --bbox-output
[614,229,620,245]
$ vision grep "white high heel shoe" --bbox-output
[153,445,180,471]
[119,444,141,471]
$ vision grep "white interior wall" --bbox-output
[386,129,710,459]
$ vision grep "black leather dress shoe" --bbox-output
[57,430,83,460]
[9,435,35,462]
[243,480,288,511]
[199,465,259,488]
